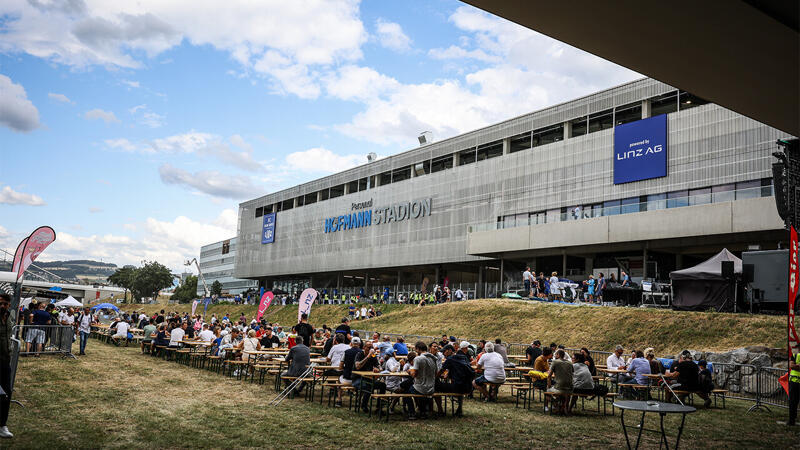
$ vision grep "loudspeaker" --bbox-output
[742,264,754,283]
[721,260,735,279]
[772,161,788,222]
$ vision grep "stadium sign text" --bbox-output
[324,198,432,233]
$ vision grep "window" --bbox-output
[615,103,642,126]
[546,208,561,223]
[502,214,515,229]
[264,204,273,214]
[650,91,678,116]
[329,184,344,198]
[569,117,588,137]
[358,177,369,191]
[430,155,453,173]
[736,180,760,200]
[516,213,529,227]
[588,110,613,133]
[510,132,532,153]
[761,178,774,197]
[413,161,430,176]
[320,188,330,201]
[603,199,621,216]
[712,183,735,203]
[667,190,688,208]
[458,148,476,166]
[347,180,359,194]
[255,206,263,218]
[477,141,503,161]
[532,125,564,147]
[275,202,282,212]
[221,240,231,255]
[678,91,709,110]
[530,211,546,225]
[281,199,294,211]
[689,187,711,206]
[304,192,317,205]
[392,166,411,183]
[379,171,392,185]
[295,195,304,207]
[645,193,666,211]
[621,196,640,214]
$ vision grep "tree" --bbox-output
[172,275,198,303]
[131,261,173,302]
[107,266,135,303]
[211,280,223,297]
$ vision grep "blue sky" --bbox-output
[0,0,638,271]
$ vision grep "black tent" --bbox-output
[670,249,741,311]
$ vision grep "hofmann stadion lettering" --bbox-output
[324,198,431,233]
[613,114,668,184]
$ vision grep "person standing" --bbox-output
[0,294,14,438]
[784,351,800,426]
[295,313,314,347]
[523,267,533,297]
[76,307,93,356]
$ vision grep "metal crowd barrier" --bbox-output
[14,325,76,358]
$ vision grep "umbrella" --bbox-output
[55,296,82,308]
[90,302,120,312]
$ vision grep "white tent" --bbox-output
[19,297,33,309]
[55,296,82,308]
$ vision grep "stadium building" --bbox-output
[197,238,258,296]
[234,78,789,298]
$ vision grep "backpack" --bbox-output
[593,384,609,396]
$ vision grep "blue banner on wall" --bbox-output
[262,212,276,244]
[613,114,667,184]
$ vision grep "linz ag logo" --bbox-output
[616,139,663,161]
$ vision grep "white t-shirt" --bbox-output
[328,343,350,368]
[242,337,259,352]
[549,276,560,294]
[198,329,215,342]
[138,313,147,323]
[479,351,506,383]
[114,321,129,338]
[360,307,367,317]
[169,327,185,346]
[78,313,92,333]
[59,311,74,325]
[523,270,533,282]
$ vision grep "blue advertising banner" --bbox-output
[613,114,667,184]
[262,212,276,244]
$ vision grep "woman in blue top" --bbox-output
[585,275,596,302]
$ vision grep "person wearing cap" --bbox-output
[434,342,474,415]
[665,350,711,407]
[384,348,404,393]
[526,340,542,366]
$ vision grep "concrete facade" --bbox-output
[197,238,258,296]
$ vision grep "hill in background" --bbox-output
[0,259,118,284]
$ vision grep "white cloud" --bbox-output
[85,108,120,123]
[40,208,238,271]
[428,45,499,63]
[88,207,103,213]
[47,92,74,104]
[128,104,146,114]
[0,74,40,132]
[0,186,46,206]
[158,163,263,199]
[375,19,411,52]
[285,147,365,174]
[104,138,137,151]
[121,79,140,88]
[0,0,366,99]
[324,65,398,102]
[128,104,164,127]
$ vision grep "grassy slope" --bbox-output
[11,343,800,449]
[121,299,786,354]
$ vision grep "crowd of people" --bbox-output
[522,267,635,302]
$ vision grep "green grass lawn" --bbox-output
[7,341,799,449]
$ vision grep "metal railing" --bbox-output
[15,324,75,358]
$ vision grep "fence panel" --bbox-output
[15,324,75,357]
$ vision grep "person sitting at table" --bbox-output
[580,347,596,376]
[376,335,394,359]
[494,338,509,364]
[546,349,574,415]
[697,360,714,396]
[260,327,281,349]
[334,318,352,343]
[275,326,286,340]
[665,350,711,407]
[384,348,404,393]
[623,350,651,387]
[404,341,437,420]
[198,323,215,343]
[110,317,129,346]
[473,342,505,402]
[569,353,595,411]
[434,342,474,415]
[241,329,261,354]
[429,342,444,371]
[607,345,627,370]
[168,321,187,348]
[313,329,325,346]
[151,324,169,354]
[336,337,363,407]
[557,345,572,363]
[526,340,542,366]
[644,347,665,375]
[219,328,240,359]
[393,336,408,356]
[353,340,385,413]
[140,318,157,353]
[282,333,311,393]
[474,340,487,363]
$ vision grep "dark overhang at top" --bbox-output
[462,0,799,137]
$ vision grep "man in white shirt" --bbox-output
[169,322,187,347]
[111,319,129,346]
[197,323,214,342]
[76,307,93,355]
[523,267,533,297]
[360,306,367,319]
[473,342,506,401]
[327,334,350,370]
[607,345,627,370]
[59,308,75,326]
